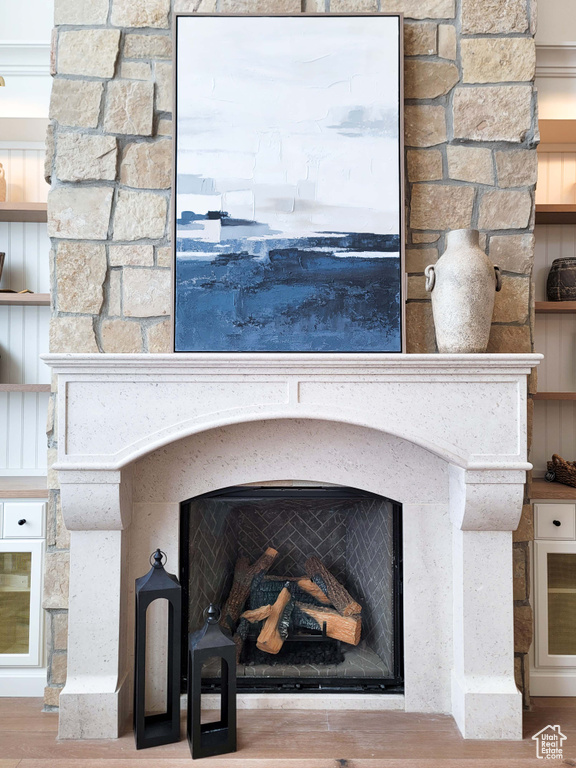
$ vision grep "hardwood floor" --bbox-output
[0,697,575,767]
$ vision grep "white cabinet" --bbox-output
[531,502,576,695]
[0,500,46,695]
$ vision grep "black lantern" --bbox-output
[134,549,182,750]
[188,604,237,760]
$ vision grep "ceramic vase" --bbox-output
[547,257,576,301]
[424,229,502,354]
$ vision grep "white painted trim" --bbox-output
[536,44,576,79]
[531,670,576,697]
[0,42,50,78]
[198,693,405,711]
[0,667,47,697]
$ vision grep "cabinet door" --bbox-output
[535,540,576,669]
[0,539,44,666]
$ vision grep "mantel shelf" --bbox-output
[0,384,50,392]
[531,478,576,500]
[533,392,576,401]
[0,293,50,306]
[536,205,576,225]
[536,301,576,313]
[0,202,48,223]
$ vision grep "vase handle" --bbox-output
[494,266,502,292]
[424,264,436,293]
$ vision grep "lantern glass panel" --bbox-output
[145,598,170,715]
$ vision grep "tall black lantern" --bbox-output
[134,549,182,750]
[188,604,237,760]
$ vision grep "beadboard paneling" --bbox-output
[534,224,576,301]
[0,392,49,474]
[0,145,48,204]
[533,401,576,476]
[536,151,576,204]
[0,306,50,385]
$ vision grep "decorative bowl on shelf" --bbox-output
[547,258,576,301]
[0,252,4,283]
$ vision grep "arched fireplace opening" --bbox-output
[179,484,403,695]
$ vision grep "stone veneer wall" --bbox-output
[43,0,538,708]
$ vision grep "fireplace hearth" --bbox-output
[179,486,403,694]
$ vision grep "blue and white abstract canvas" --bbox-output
[175,15,402,352]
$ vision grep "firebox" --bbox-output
[179,486,403,694]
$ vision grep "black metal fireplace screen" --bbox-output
[179,486,403,694]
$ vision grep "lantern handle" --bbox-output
[150,549,167,568]
[204,604,221,624]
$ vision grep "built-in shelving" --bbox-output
[531,478,576,500]
[533,392,576,401]
[536,205,576,225]
[0,293,50,306]
[0,384,50,393]
[0,202,47,223]
[536,301,576,313]
[0,476,48,499]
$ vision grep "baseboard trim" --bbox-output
[0,667,47,696]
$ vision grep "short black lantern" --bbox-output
[134,549,182,750]
[188,604,237,760]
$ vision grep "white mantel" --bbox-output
[43,352,541,741]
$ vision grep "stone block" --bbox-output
[53,613,68,652]
[101,319,143,353]
[405,105,446,147]
[220,0,301,9]
[489,234,534,274]
[380,0,455,19]
[406,302,436,353]
[405,60,459,99]
[406,248,438,274]
[155,61,173,113]
[157,118,172,136]
[492,276,530,324]
[487,324,531,353]
[407,275,428,300]
[447,146,494,185]
[56,242,107,315]
[51,653,68,686]
[147,318,172,352]
[175,0,218,8]
[412,232,439,244]
[462,0,528,33]
[55,134,117,182]
[513,505,534,543]
[50,317,98,354]
[49,79,103,129]
[47,448,59,491]
[45,123,55,184]
[111,0,170,28]
[58,30,121,79]
[113,190,168,241]
[438,24,456,60]
[123,269,171,317]
[54,0,109,24]
[453,86,533,143]
[48,187,113,240]
[109,270,122,317]
[43,552,70,610]
[124,34,172,60]
[410,184,475,230]
[156,246,172,267]
[513,546,527,601]
[44,686,62,707]
[461,38,535,84]
[54,495,70,550]
[331,0,378,8]
[109,245,154,267]
[514,604,533,654]
[104,80,154,136]
[478,189,532,230]
[404,23,437,56]
[120,62,152,81]
[120,140,171,189]
[302,0,324,8]
[407,149,443,182]
[495,150,538,188]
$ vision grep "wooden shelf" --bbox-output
[0,384,50,392]
[536,301,576,313]
[533,392,576,400]
[536,205,576,225]
[0,203,47,223]
[0,293,50,306]
[531,478,576,500]
[0,476,47,499]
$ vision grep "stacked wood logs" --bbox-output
[220,549,362,659]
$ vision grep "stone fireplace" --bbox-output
[43,351,540,741]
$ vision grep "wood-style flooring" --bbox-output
[0,697,575,767]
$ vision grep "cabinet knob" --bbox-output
[553,520,562,527]
[17,519,26,526]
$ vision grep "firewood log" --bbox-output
[221,547,278,631]
[296,578,331,605]
[304,556,361,616]
[242,605,272,622]
[256,586,292,654]
[295,602,361,646]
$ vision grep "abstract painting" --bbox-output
[174,14,403,352]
